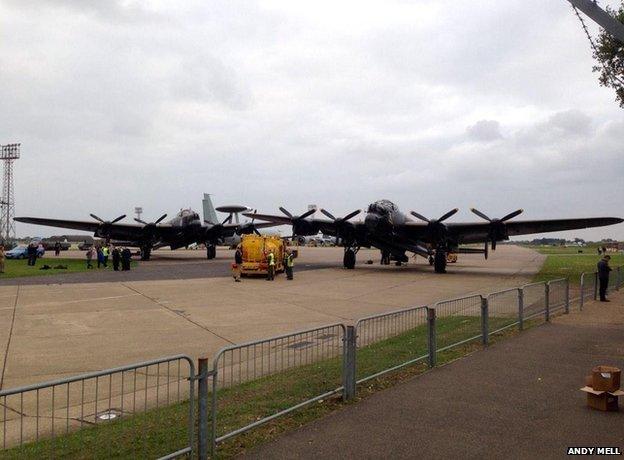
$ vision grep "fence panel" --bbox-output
[355,306,429,383]
[607,266,621,293]
[0,355,195,459]
[487,288,520,335]
[210,324,345,449]
[434,295,483,352]
[520,282,547,324]
[580,272,597,306]
[548,278,568,315]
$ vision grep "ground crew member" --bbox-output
[284,250,294,280]
[86,246,95,269]
[0,245,5,274]
[112,246,121,271]
[597,254,612,302]
[121,248,132,271]
[54,241,61,256]
[266,250,275,281]
[102,245,110,267]
[233,245,243,282]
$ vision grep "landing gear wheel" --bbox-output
[434,250,447,274]
[343,249,356,269]
[380,252,391,265]
[428,256,434,266]
[140,246,152,261]
[206,244,216,260]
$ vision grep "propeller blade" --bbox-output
[279,207,293,218]
[134,218,147,224]
[111,215,126,224]
[438,208,459,223]
[253,227,261,236]
[155,214,168,224]
[470,208,492,222]
[299,209,316,219]
[90,214,105,223]
[222,215,232,225]
[320,209,336,221]
[410,211,430,223]
[500,209,523,222]
[343,209,361,221]
[484,241,489,260]
[492,240,497,251]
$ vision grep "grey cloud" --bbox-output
[466,120,503,142]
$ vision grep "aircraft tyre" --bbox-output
[434,250,447,273]
[428,255,434,266]
[140,246,151,261]
[343,249,356,269]
[206,244,216,260]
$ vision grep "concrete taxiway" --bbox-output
[0,245,544,390]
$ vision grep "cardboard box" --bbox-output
[592,366,621,392]
[580,386,624,412]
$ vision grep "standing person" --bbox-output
[86,246,94,269]
[232,245,243,282]
[284,250,294,280]
[102,245,110,267]
[27,243,36,266]
[96,246,104,268]
[54,241,61,256]
[597,255,612,302]
[112,246,121,271]
[0,245,5,274]
[266,250,275,281]
[121,247,132,271]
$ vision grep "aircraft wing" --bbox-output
[14,216,175,241]
[438,217,623,244]
[240,213,293,225]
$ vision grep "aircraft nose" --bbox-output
[365,213,379,231]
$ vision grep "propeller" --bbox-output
[236,210,262,236]
[470,208,523,250]
[319,208,361,245]
[89,213,126,241]
[134,214,167,226]
[410,208,458,241]
[279,207,317,236]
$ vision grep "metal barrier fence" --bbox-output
[354,306,430,383]
[208,324,345,456]
[433,295,484,352]
[0,355,195,459]
[519,281,547,322]
[580,266,623,308]
[486,288,521,334]
[548,278,569,315]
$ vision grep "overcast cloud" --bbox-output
[1,0,623,241]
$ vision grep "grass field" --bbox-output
[0,258,137,279]
[529,245,623,286]
[1,314,521,459]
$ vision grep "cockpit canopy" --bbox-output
[367,200,398,215]
[177,209,200,221]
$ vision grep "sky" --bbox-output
[1,0,623,241]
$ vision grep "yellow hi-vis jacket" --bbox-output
[267,253,275,266]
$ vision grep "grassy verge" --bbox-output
[0,258,137,279]
[0,314,538,459]
[529,245,623,286]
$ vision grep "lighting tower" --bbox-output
[0,143,20,243]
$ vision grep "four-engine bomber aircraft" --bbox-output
[245,200,623,273]
[15,205,274,261]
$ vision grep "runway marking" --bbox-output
[0,285,20,390]
[121,283,235,345]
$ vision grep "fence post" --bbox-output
[545,283,550,322]
[427,308,437,368]
[580,273,584,311]
[197,358,209,460]
[518,288,524,331]
[593,272,598,300]
[342,326,357,401]
[481,297,489,346]
[564,278,570,314]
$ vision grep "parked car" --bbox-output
[5,246,28,259]
[5,245,45,259]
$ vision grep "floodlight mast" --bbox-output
[567,0,624,42]
[1,143,20,243]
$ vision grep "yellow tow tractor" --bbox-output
[239,234,285,277]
